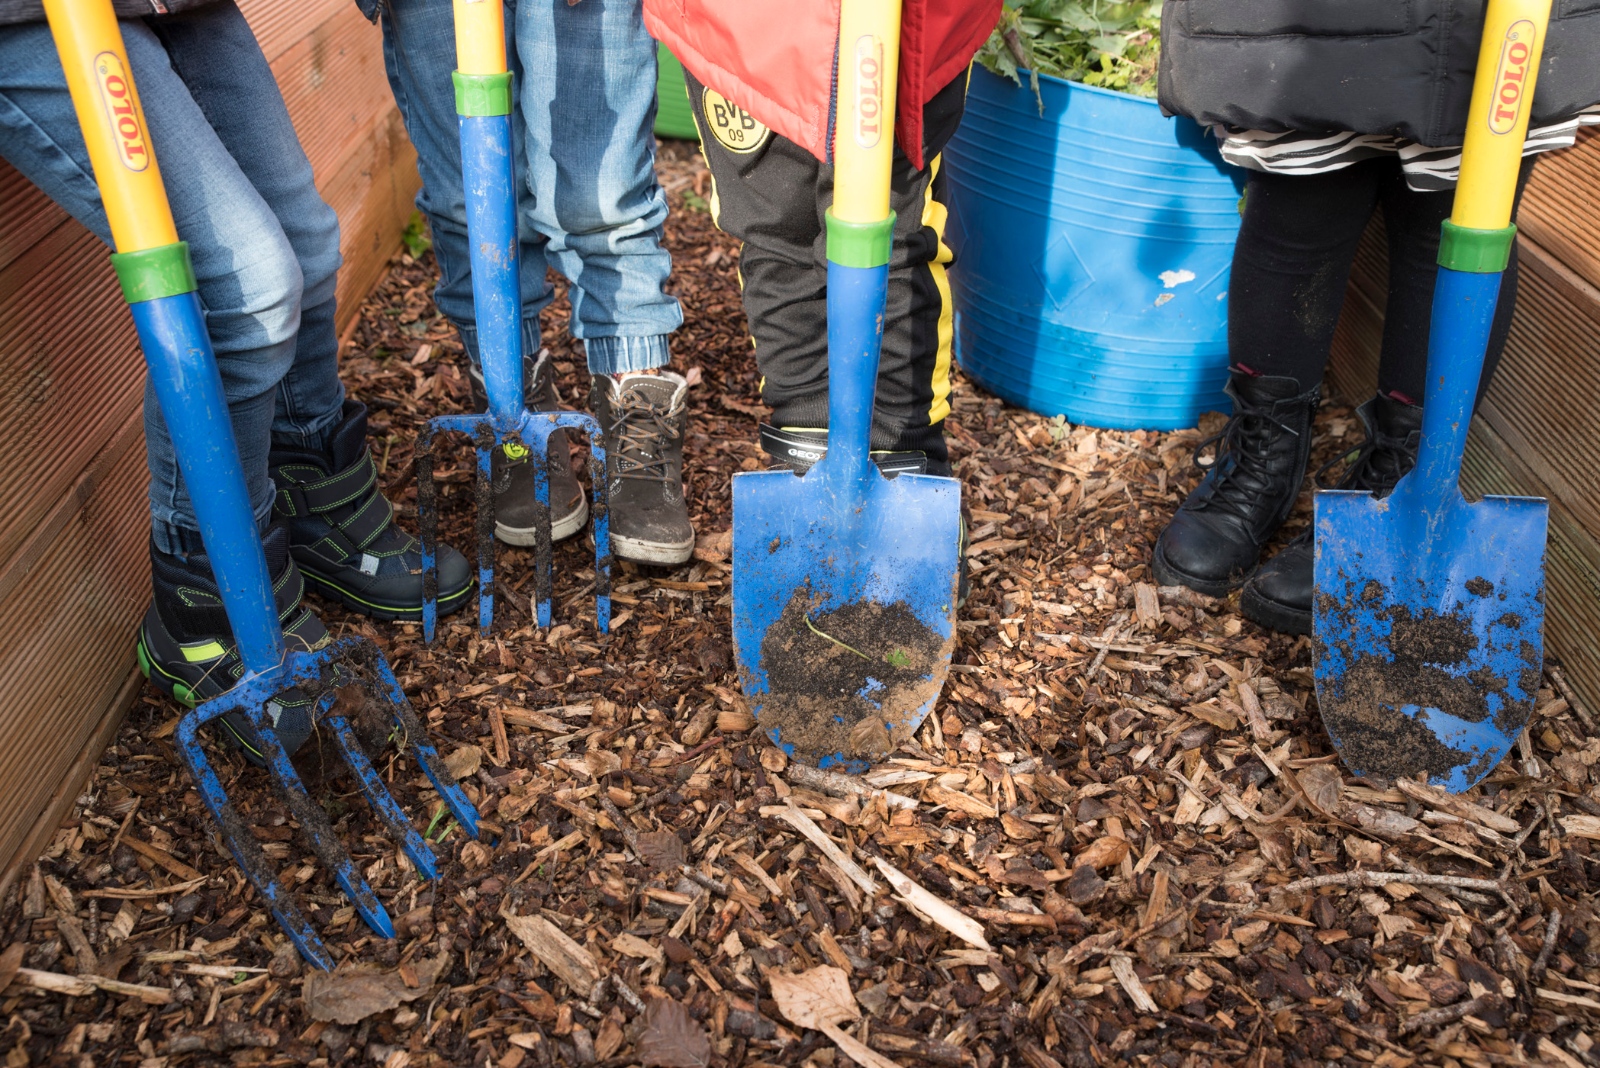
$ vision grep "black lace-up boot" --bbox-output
[591,371,695,565]
[1241,394,1423,634]
[467,349,588,545]
[136,522,323,761]
[271,400,472,620]
[1152,371,1320,595]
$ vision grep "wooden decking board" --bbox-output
[239,0,350,64]
[1461,416,1600,712]
[0,426,148,872]
[0,229,143,572]
[270,6,397,191]
[1518,129,1600,292]
[0,166,72,277]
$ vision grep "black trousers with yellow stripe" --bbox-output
[686,72,966,476]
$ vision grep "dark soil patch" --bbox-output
[756,587,950,762]
[1316,595,1535,783]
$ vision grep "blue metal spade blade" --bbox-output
[732,257,962,773]
[1313,266,1548,793]
[415,88,612,641]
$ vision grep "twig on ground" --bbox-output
[1400,993,1501,1035]
[1279,870,1526,911]
[1548,666,1597,732]
[1531,908,1561,986]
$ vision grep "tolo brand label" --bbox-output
[94,52,151,172]
[1487,20,1537,135]
[701,89,769,154]
[853,34,884,149]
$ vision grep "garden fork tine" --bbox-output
[416,0,611,642]
[45,0,479,970]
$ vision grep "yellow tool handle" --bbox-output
[1454,0,1552,231]
[453,0,508,75]
[42,0,177,253]
[833,0,903,224]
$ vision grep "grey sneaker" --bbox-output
[591,371,695,565]
[468,349,588,546]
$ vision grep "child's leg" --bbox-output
[146,1,345,453]
[1372,156,1537,406]
[1225,160,1386,391]
[377,0,554,368]
[687,73,965,476]
[513,0,681,374]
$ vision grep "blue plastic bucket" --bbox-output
[944,65,1245,430]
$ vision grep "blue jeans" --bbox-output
[375,0,680,374]
[0,2,345,555]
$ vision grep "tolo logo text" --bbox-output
[1487,20,1537,135]
[94,52,151,172]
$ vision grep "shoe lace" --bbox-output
[611,391,678,483]
[1311,427,1418,498]
[1189,393,1304,522]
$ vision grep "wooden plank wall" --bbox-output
[0,0,419,894]
[1329,128,1600,716]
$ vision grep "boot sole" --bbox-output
[1150,541,1250,598]
[1239,583,1312,636]
[613,531,696,566]
[299,570,475,622]
[495,496,589,547]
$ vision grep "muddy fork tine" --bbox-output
[244,701,394,939]
[587,431,612,634]
[322,712,441,878]
[528,421,555,628]
[472,424,498,635]
[175,709,333,970]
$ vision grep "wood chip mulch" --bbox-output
[3,140,1598,1068]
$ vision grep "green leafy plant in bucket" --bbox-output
[977,0,1162,109]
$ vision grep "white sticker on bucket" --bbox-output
[1154,293,1175,307]
[1159,269,1196,289]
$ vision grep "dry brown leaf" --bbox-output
[1296,764,1344,816]
[444,745,483,781]
[769,965,858,1030]
[634,830,687,871]
[635,997,711,1068]
[302,955,446,1024]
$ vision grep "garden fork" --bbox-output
[44,0,479,969]
[416,0,613,640]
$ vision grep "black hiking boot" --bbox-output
[467,349,588,546]
[757,425,969,606]
[592,371,695,565]
[1152,371,1319,596]
[136,522,323,762]
[271,400,472,621]
[1241,394,1423,634]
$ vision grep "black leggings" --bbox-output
[1228,155,1535,404]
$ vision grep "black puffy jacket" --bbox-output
[1158,0,1600,146]
[0,0,217,26]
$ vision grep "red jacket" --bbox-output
[644,0,1001,168]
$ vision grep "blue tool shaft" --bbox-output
[817,261,889,483]
[131,293,285,674]
[460,112,525,427]
[1403,268,1504,516]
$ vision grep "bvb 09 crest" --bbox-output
[701,88,770,154]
